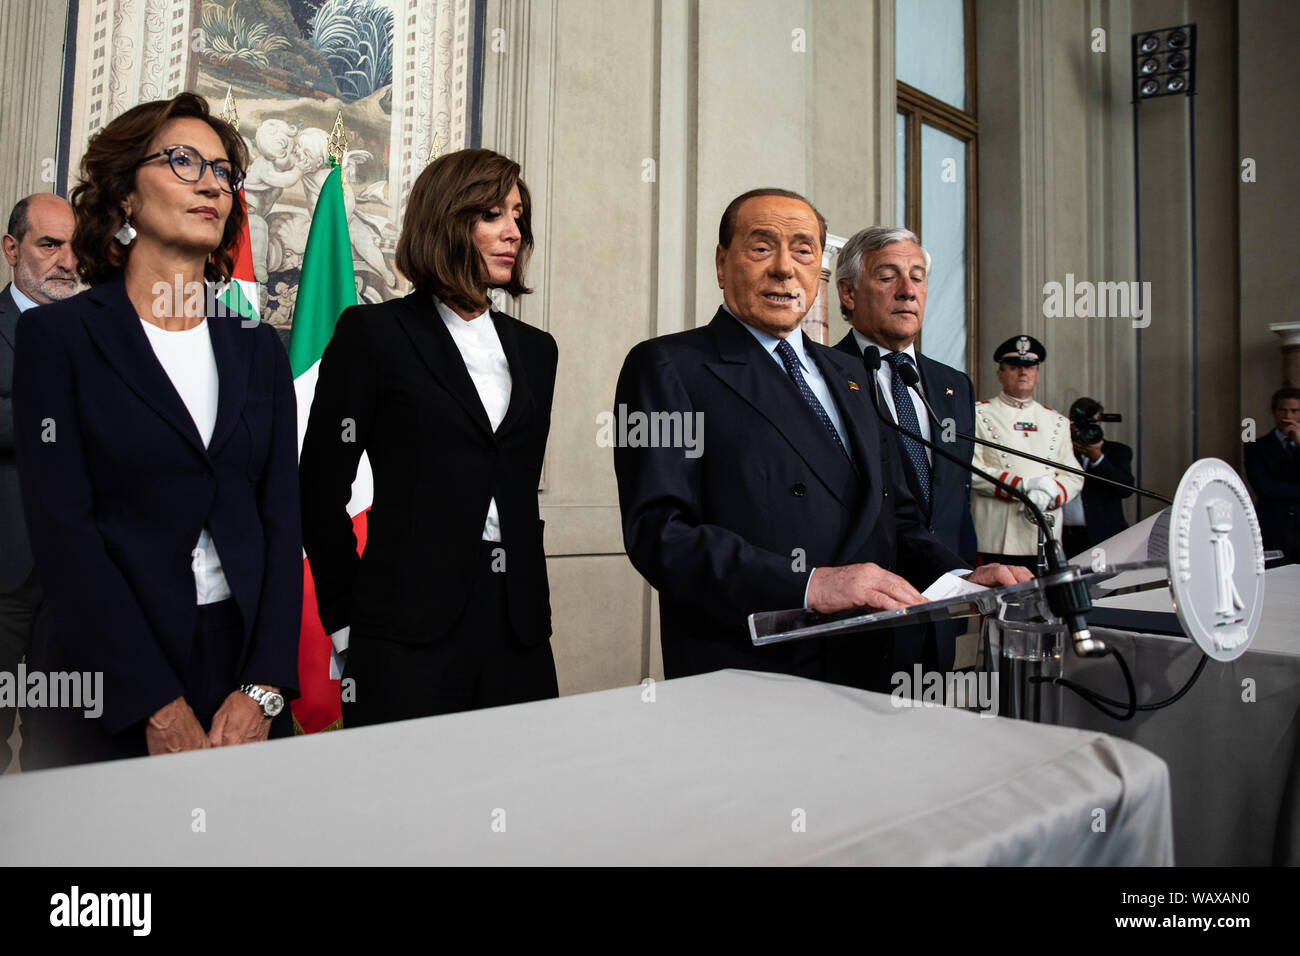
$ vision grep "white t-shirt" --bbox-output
[139,318,232,605]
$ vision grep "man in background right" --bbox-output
[1060,396,1134,559]
[1244,386,1300,560]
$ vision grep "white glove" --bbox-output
[1024,475,1060,508]
[1025,487,1054,513]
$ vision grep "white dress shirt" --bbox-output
[9,283,39,313]
[852,330,932,463]
[436,296,513,542]
[139,318,232,605]
[731,310,849,448]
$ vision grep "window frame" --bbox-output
[896,0,980,388]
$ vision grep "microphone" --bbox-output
[862,349,1102,656]
[892,361,1171,506]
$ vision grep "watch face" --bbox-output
[264,693,284,718]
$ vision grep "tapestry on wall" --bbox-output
[60,0,480,331]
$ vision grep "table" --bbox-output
[0,670,1170,865]
[1061,563,1300,865]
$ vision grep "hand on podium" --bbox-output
[807,562,927,614]
[964,564,1035,587]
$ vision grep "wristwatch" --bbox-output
[239,683,285,719]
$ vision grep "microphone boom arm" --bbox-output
[893,361,1171,506]
[860,350,1103,656]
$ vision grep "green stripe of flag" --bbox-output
[218,279,259,324]
[288,159,358,379]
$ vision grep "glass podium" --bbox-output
[748,560,1171,723]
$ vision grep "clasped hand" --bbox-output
[145,691,273,756]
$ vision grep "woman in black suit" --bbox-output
[300,149,558,726]
[12,93,301,766]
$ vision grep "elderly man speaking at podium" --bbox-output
[613,188,1031,693]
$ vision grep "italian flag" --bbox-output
[218,188,259,321]
[286,159,373,734]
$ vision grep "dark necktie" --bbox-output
[774,338,848,458]
[882,350,931,504]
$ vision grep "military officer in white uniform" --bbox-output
[971,335,1083,570]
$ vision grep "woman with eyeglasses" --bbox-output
[11,92,301,767]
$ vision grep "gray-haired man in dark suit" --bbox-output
[1,193,77,771]
[832,226,979,678]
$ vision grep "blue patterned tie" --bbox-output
[774,339,849,458]
[883,350,931,504]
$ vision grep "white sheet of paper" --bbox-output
[922,572,989,602]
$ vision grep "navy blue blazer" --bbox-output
[12,274,301,735]
[0,284,35,592]
[834,331,978,674]
[615,309,963,688]
[1078,440,1134,547]
[1244,431,1300,552]
[833,332,978,563]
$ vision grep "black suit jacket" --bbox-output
[1244,432,1300,553]
[0,284,34,592]
[833,331,977,673]
[299,293,557,648]
[1078,441,1134,548]
[614,309,963,688]
[833,332,977,563]
[12,274,302,735]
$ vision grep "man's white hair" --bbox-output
[834,226,931,319]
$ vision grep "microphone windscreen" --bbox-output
[897,361,921,388]
[863,348,882,374]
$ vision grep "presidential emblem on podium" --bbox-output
[1167,459,1265,661]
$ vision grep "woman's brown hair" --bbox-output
[70,92,248,285]
[395,148,532,314]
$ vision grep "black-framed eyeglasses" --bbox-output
[136,145,244,193]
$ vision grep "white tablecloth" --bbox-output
[1063,564,1300,865]
[0,670,1171,865]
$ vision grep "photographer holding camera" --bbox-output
[1060,397,1134,557]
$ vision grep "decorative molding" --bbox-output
[1268,321,1300,348]
[108,1,136,118]
[392,0,473,229]
[67,0,194,187]
[1269,321,1300,387]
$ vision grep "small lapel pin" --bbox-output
[945,387,954,396]
[848,380,860,391]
